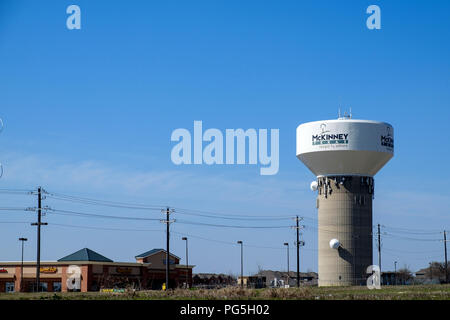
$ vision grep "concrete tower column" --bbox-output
[317,175,373,286]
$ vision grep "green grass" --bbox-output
[1,284,450,300]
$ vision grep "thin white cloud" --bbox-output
[0,152,309,212]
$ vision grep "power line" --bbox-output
[37,219,317,251]
[21,219,317,251]
[174,209,294,221]
[47,209,289,228]
[173,207,295,219]
[176,219,292,229]
[382,225,442,235]
[23,189,450,232]
[45,192,164,210]
[51,220,300,250]
[170,230,316,251]
[0,221,33,224]
[383,247,442,254]
[41,206,450,236]
[0,188,34,194]
[46,220,311,250]
[49,193,297,219]
[48,208,162,222]
[3,187,450,231]
[4,187,450,273]
[303,223,378,236]
[49,223,163,232]
[383,250,443,262]
[46,191,297,221]
[383,232,442,242]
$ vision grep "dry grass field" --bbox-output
[1,284,450,300]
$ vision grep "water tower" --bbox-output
[296,113,394,286]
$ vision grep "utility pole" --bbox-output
[377,224,382,276]
[291,216,304,287]
[31,187,47,292]
[237,241,243,288]
[182,237,189,288]
[19,238,27,292]
[284,242,289,286]
[161,207,175,290]
[444,230,448,284]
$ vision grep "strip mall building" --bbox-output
[0,248,193,292]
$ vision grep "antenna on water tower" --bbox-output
[338,108,353,120]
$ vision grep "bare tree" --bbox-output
[427,261,448,282]
[257,264,264,274]
[397,265,413,284]
[226,270,238,286]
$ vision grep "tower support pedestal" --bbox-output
[317,175,373,286]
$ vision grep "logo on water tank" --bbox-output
[312,123,349,146]
[380,126,394,149]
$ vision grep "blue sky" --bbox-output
[0,0,449,275]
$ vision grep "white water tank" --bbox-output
[296,119,394,177]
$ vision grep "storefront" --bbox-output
[0,248,193,292]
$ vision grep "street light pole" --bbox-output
[19,238,27,292]
[237,241,243,288]
[182,237,188,288]
[284,242,289,287]
[394,261,397,286]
